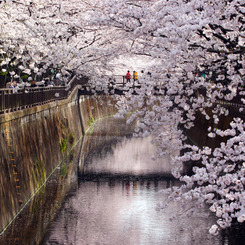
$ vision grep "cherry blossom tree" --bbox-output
[1,0,245,234]
[86,0,245,234]
[0,0,122,87]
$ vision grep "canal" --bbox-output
[1,116,244,244]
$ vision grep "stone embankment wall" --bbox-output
[0,87,117,233]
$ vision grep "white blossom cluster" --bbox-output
[88,0,245,234]
[172,118,245,235]
[0,0,124,81]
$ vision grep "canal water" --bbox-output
[42,117,221,245]
[1,117,244,244]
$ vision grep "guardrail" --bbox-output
[197,87,245,108]
[4,74,243,115]
[0,75,88,114]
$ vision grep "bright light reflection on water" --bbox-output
[83,136,172,175]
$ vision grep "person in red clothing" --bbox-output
[126,70,131,83]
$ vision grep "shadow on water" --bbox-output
[1,116,245,244]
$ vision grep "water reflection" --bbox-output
[83,136,172,176]
[79,117,173,177]
[0,136,83,245]
[42,177,221,245]
[41,117,245,245]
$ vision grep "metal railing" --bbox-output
[3,74,244,115]
[0,75,88,114]
[197,87,245,108]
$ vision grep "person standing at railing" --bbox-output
[126,70,131,83]
[31,80,37,87]
[109,76,116,87]
[13,80,18,93]
[8,80,17,93]
[133,71,138,86]
[9,80,14,88]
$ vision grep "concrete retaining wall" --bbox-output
[0,87,118,233]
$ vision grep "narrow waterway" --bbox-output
[1,116,245,244]
[42,117,222,245]
[42,177,223,245]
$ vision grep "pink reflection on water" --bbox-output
[84,136,173,176]
[44,179,221,245]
